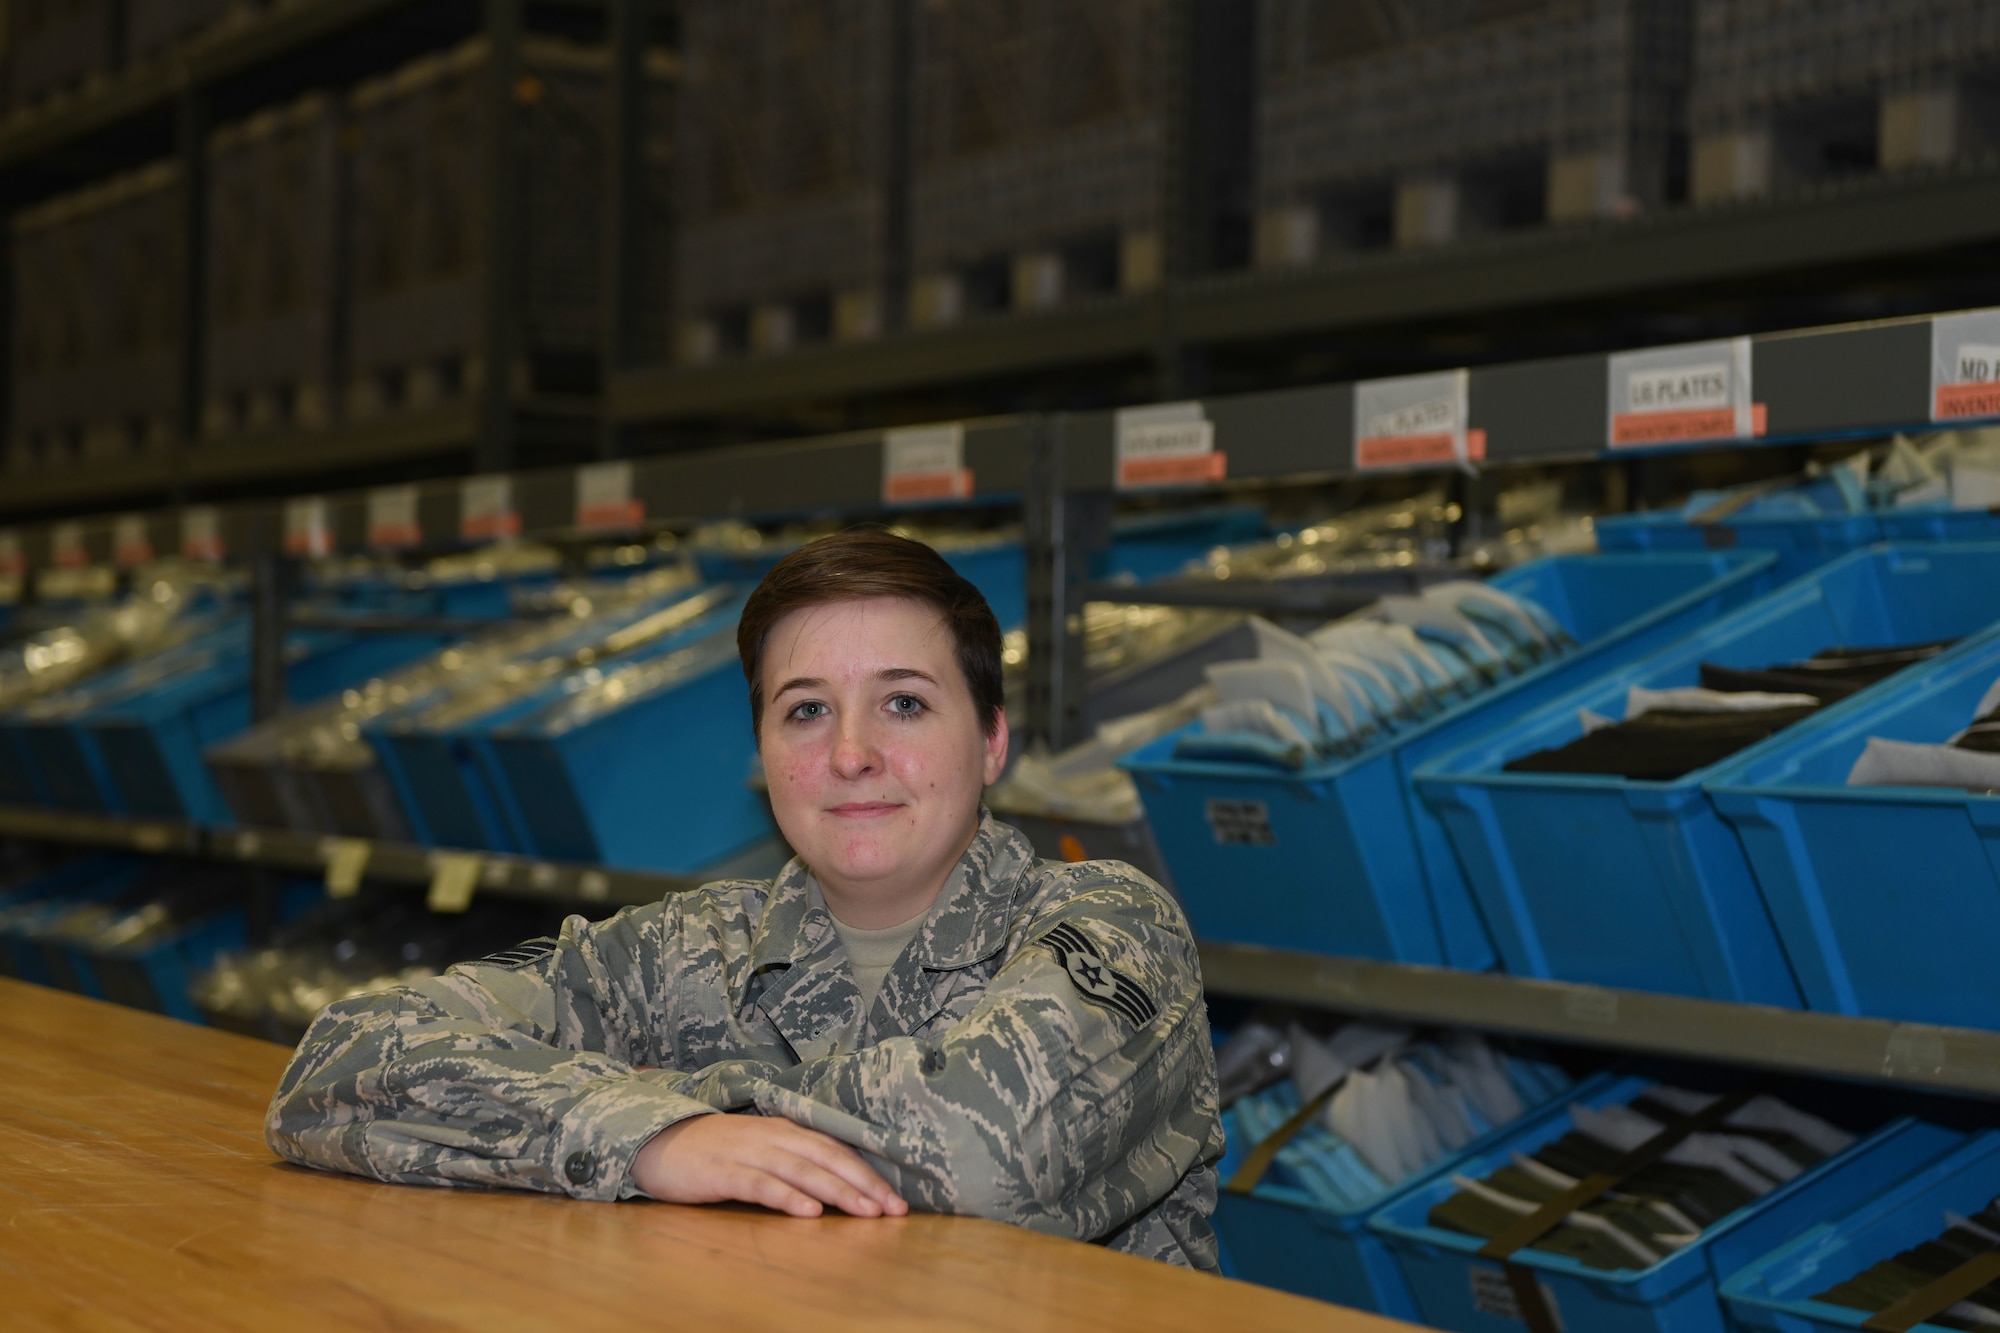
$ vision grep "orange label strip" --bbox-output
[1119,451,1227,488]
[1357,431,1457,469]
[1936,382,2000,420]
[884,468,975,503]
[1612,406,1746,447]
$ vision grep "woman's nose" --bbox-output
[829,716,879,777]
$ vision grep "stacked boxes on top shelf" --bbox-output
[347,37,673,419]
[672,0,892,361]
[204,94,341,443]
[1690,0,2000,204]
[1255,0,1692,262]
[127,0,241,65]
[2,1,116,110]
[10,164,182,475]
[909,0,1166,326]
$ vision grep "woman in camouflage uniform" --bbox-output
[268,530,1224,1268]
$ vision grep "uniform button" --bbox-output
[564,1150,597,1186]
[922,1048,948,1076]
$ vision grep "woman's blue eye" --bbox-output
[789,700,828,722]
[888,694,925,716]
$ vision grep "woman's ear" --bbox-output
[982,707,1010,786]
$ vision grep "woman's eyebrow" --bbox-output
[879,667,940,686]
[771,675,825,697]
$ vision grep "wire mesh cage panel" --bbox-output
[1255,0,1691,260]
[10,164,183,474]
[671,0,892,358]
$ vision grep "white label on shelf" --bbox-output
[1608,337,1760,448]
[1205,799,1275,847]
[577,461,642,532]
[1931,311,2000,421]
[234,830,262,859]
[461,474,520,542]
[1470,1267,1565,1329]
[283,497,332,558]
[321,837,372,899]
[113,515,153,568]
[579,870,610,902]
[181,506,224,562]
[1115,402,1223,490]
[1354,369,1483,470]
[50,521,87,569]
[882,424,973,503]
[427,852,483,913]
[1561,988,1620,1026]
[367,485,421,550]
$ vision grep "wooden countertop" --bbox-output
[0,978,1413,1331]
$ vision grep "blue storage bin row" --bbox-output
[1708,623,2000,1030]
[0,614,444,825]
[1368,1077,1970,1333]
[1597,507,2000,582]
[1120,550,1780,969]
[1416,544,2000,1006]
[1722,1130,2000,1333]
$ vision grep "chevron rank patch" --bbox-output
[464,937,559,970]
[1041,921,1159,1027]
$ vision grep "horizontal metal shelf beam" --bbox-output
[1199,941,2000,1100]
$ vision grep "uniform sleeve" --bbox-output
[679,869,1220,1244]
[264,898,718,1201]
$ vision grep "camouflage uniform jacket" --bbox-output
[266,814,1224,1269]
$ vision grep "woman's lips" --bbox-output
[827,801,902,818]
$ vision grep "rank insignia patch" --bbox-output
[1041,922,1158,1027]
[466,937,559,970]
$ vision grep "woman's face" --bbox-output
[759,596,1008,923]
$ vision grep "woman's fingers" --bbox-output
[734,1166,824,1219]
[777,1128,907,1214]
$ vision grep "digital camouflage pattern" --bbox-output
[266,813,1224,1268]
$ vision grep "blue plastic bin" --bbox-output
[1597,512,1883,582]
[1721,1131,2000,1333]
[1417,545,2000,1004]
[474,628,773,874]
[1214,1072,1622,1316]
[1877,507,2000,543]
[1368,1077,1968,1333]
[1707,625,2000,1028]
[1119,550,1778,969]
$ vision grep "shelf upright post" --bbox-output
[1023,415,1110,753]
[174,84,212,508]
[250,554,297,724]
[479,0,525,474]
[599,0,646,460]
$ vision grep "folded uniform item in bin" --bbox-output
[1815,1200,2000,1332]
[1848,673,2000,791]
[1427,1085,1855,1273]
[1700,639,1960,703]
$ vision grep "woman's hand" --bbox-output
[630,1114,909,1219]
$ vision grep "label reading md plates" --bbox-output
[1206,799,1275,847]
[1355,369,1484,469]
[883,423,973,503]
[1116,402,1224,489]
[1608,338,1762,447]
[1931,311,2000,421]
[1471,1268,1564,1330]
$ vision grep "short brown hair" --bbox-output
[736,530,1005,738]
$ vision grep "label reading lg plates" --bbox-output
[461,475,520,542]
[367,485,421,550]
[577,461,643,532]
[182,506,224,562]
[1931,311,2000,421]
[50,521,87,569]
[1608,338,1763,447]
[283,497,332,557]
[883,424,973,503]
[1354,369,1484,469]
[1115,402,1223,489]
[113,515,153,568]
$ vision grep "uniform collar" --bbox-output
[745,811,1035,1044]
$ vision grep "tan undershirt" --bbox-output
[815,886,928,1013]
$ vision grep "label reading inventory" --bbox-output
[1931,311,2000,420]
[283,497,332,557]
[1116,402,1223,489]
[1608,337,1762,447]
[883,424,973,503]
[367,486,421,549]
[181,506,224,562]
[576,461,643,532]
[1354,369,1484,469]
[460,475,520,542]
[113,515,153,568]
[50,522,87,569]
